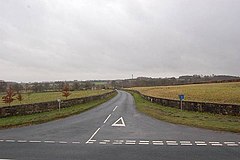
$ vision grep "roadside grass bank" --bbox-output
[0,90,112,107]
[0,92,117,129]
[130,82,240,104]
[129,91,240,133]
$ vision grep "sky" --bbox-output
[0,0,240,82]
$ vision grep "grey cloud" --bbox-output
[0,0,239,82]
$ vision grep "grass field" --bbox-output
[130,91,240,133]
[130,82,240,104]
[0,92,117,129]
[0,90,112,107]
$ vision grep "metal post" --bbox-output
[57,99,61,111]
[180,100,183,111]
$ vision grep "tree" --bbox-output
[16,92,23,104]
[62,83,71,99]
[2,86,16,106]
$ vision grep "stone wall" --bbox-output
[127,90,240,116]
[0,91,116,118]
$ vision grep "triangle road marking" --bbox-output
[111,117,126,127]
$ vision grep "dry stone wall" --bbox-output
[128,90,240,116]
[0,91,115,118]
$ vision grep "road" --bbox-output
[0,90,239,160]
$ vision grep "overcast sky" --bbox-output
[0,0,240,82]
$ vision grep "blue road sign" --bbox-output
[179,94,184,101]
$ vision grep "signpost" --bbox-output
[57,99,61,111]
[178,94,184,110]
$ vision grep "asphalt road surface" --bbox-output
[0,90,239,160]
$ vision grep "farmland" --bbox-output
[0,90,112,107]
[130,82,240,104]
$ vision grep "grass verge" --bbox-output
[130,91,240,133]
[0,92,117,129]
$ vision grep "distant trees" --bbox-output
[62,83,71,99]
[2,86,16,106]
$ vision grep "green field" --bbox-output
[130,82,240,104]
[0,90,112,107]
[129,91,240,133]
[0,92,116,129]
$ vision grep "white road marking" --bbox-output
[196,144,207,146]
[112,117,126,127]
[226,144,239,147]
[180,141,191,143]
[0,140,4,142]
[113,106,118,112]
[113,140,124,145]
[99,142,107,145]
[152,141,163,143]
[86,128,101,144]
[44,141,55,143]
[181,143,193,146]
[180,141,192,146]
[17,140,27,143]
[125,140,136,145]
[211,144,223,146]
[59,141,68,144]
[195,141,206,144]
[103,140,110,142]
[209,142,220,144]
[0,159,14,160]
[29,141,41,143]
[166,141,178,146]
[5,140,15,143]
[153,143,164,145]
[103,114,111,123]
[224,142,235,144]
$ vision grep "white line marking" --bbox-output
[224,142,235,144]
[103,114,111,123]
[72,142,81,144]
[99,142,107,145]
[103,140,110,142]
[180,141,191,143]
[0,140,4,142]
[113,106,118,111]
[227,144,238,147]
[211,144,223,146]
[125,142,136,145]
[153,143,164,145]
[0,159,14,160]
[86,128,101,144]
[112,117,126,127]
[17,140,27,143]
[167,143,178,146]
[29,141,41,143]
[152,141,163,143]
[139,141,149,143]
[209,142,220,144]
[195,141,206,144]
[196,143,207,146]
[139,143,149,145]
[5,140,15,143]
[181,143,193,146]
[126,140,136,143]
[59,141,68,144]
[166,141,177,143]
[44,141,55,143]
